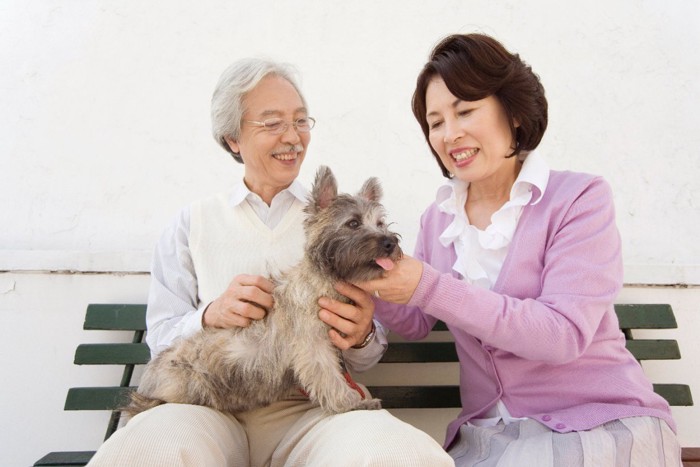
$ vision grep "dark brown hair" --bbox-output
[412,33,548,178]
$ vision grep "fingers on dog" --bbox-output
[231,274,274,293]
[241,286,274,311]
[334,281,374,307]
[235,300,267,321]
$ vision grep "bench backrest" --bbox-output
[68,303,693,441]
[369,303,693,409]
[67,304,148,440]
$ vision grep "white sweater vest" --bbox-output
[189,193,306,305]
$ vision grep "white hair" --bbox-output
[210,58,306,163]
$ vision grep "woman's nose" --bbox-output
[443,119,464,144]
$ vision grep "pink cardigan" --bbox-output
[374,170,675,448]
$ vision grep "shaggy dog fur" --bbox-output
[124,166,402,417]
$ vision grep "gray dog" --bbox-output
[125,166,402,417]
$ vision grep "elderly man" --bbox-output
[87,58,453,467]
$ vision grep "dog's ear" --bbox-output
[310,165,338,211]
[358,177,382,202]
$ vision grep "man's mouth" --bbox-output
[273,145,304,161]
[273,152,298,161]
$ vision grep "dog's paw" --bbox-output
[352,397,382,411]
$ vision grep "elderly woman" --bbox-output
[87,58,453,467]
[358,34,681,466]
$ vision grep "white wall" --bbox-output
[1,1,699,465]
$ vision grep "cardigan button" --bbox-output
[555,423,566,430]
[541,415,552,421]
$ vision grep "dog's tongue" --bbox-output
[375,258,395,271]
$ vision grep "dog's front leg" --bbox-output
[292,328,381,414]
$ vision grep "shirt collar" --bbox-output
[436,151,550,209]
[513,151,549,205]
[229,179,309,207]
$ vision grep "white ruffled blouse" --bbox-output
[435,151,550,426]
[437,152,549,290]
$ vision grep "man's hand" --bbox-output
[318,282,375,350]
[202,274,274,329]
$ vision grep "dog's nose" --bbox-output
[381,236,397,254]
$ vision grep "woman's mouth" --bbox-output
[451,148,478,162]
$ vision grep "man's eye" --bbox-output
[265,119,284,131]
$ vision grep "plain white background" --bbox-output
[1,1,699,465]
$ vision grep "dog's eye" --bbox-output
[346,219,360,229]
[377,220,385,228]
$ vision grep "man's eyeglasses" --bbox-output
[244,117,316,135]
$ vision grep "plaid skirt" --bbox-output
[448,416,681,466]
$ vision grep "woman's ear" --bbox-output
[224,136,240,154]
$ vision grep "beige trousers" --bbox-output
[87,398,454,466]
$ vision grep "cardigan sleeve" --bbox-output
[409,176,624,363]
[372,209,441,341]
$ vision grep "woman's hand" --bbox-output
[318,282,375,350]
[355,254,424,305]
[202,274,274,329]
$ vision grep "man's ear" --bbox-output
[224,136,240,154]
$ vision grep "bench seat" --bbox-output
[34,303,695,466]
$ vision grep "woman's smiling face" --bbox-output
[425,77,517,185]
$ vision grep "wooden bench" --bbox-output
[34,303,697,466]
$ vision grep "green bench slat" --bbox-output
[614,304,677,330]
[84,304,147,331]
[625,339,680,360]
[61,385,693,411]
[653,383,694,406]
[74,343,150,365]
[368,385,461,409]
[433,304,677,333]
[683,447,700,462]
[381,342,458,363]
[64,387,135,411]
[33,451,95,466]
[381,340,680,363]
[370,384,693,409]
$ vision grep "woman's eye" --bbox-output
[428,121,443,130]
